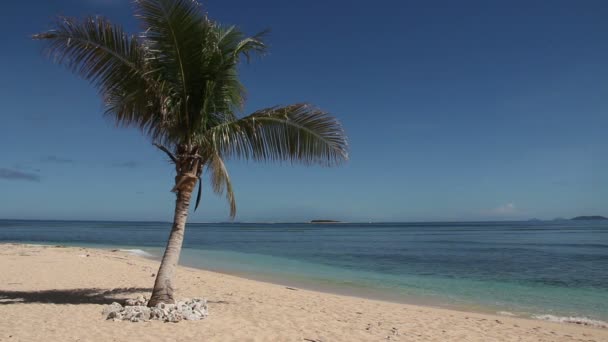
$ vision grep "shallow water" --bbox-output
[1,219,606,323]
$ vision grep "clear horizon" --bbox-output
[0,216,604,224]
[1,0,607,222]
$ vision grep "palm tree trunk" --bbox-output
[148,172,197,307]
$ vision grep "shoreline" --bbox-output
[84,245,491,318]
[1,243,607,341]
[122,246,608,325]
[163,252,501,316]
[6,241,608,326]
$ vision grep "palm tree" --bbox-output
[34,0,348,307]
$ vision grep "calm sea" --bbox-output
[1,219,607,324]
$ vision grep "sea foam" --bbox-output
[119,249,154,258]
[533,314,608,328]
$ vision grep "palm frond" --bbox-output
[196,25,268,130]
[207,153,236,218]
[32,16,175,142]
[194,178,203,210]
[218,26,268,63]
[153,143,177,163]
[134,0,208,141]
[204,104,349,166]
[33,16,147,89]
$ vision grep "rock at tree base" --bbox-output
[103,297,208,323]
[124,295,147,306]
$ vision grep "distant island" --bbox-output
[571,215,608,221]
[310,220,341,224]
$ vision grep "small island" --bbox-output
[571,215,608,221]
[310,220,341,224]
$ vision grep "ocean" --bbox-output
[1,219,606,325]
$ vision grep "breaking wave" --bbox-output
[119,249,155,258]
[533,314,608,328]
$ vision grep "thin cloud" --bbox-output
[42,155,76,164]
[14,163,41,173]
[0,168,41,182]
[491,203,517,215]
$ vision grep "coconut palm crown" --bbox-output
[34,0,348,306]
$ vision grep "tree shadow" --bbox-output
[0,287,151,305]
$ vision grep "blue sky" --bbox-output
[0,0,607,222]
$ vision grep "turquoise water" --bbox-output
[1,219,607,323]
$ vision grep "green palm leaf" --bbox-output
[207,153,237,217]
[32,16,173,142]
[32,16,147,89]
[204,104,349,166]
[135,0,209,140]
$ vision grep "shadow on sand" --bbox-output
[0,287,151,305]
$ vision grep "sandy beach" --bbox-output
[0,244,606,342]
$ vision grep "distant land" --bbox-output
[310,220,341,224]
[571,215,608,221]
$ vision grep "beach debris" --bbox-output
[285,287,298,291]
[102,297,208,323]
[104,303,151,322]
[102,302,125,318]
[125,295,147,306]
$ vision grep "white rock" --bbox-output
[104,298,208,323]
[125,295,148,306]
[102,302,123,317]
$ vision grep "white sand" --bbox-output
[0,244,606,341]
